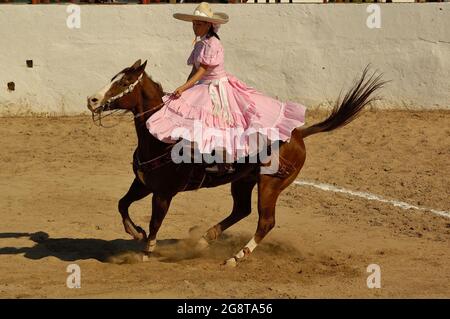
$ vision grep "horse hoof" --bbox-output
[142,252,152,262]
[223,257,237,268]
[194,237,209,252]
[135,227,147,241]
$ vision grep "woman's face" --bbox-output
[192,20,211,37]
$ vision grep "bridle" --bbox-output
[108,72,144,105]
[91,72,167,128]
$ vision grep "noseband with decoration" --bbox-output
[100,73,144,112]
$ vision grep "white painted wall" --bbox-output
[0,4,449,115]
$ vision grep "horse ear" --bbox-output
[135,60,147,75]
[131,59,142,70]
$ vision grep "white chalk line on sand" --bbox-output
[294,180,450,219]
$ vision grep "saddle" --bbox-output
[133,140,293,190]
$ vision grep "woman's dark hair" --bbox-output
[206,25,220,40]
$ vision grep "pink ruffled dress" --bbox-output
[146,34,306,160]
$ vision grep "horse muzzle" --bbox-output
[87,95,105,113]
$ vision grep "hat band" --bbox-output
[194,10,210,18]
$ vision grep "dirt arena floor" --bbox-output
[0,110,449,298]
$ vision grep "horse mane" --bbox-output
[144,72,164,98]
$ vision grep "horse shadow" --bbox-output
[0,232,179,263]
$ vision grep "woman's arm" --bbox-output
[173,64,208,98]
[187,66,196,81]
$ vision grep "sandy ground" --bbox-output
[0,110,449,298]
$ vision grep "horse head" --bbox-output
[87,59,148,116]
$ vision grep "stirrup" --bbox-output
[205,164,235,174]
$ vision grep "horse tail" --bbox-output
[300,65,387,139]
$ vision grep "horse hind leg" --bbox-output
[224,173,297,267]
[118,178,152,241]
[195,177,257,251]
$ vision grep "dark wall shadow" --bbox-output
[0,232,154,263]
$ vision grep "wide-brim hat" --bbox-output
[173,2,229,25]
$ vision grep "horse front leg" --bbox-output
[118,178,152,241]
[142,192,173,261]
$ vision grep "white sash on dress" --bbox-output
[198,76,233,125]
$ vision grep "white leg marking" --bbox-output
[148,239,157,252]
[142,239,157,262]
[232,237,258,262]
[245,238,258,252]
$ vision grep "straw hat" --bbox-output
[173,2,229,25]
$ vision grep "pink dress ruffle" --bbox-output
[147,35,306,160]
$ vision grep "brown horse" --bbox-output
[87,60,385,266]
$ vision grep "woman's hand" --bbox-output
[172,66,207,99]
[172,86,185,99]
